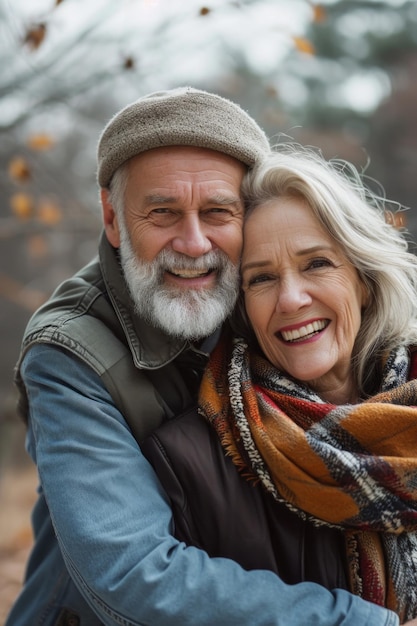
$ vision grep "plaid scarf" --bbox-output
[199,336,417,621]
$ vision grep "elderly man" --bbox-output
[6,87,400,626]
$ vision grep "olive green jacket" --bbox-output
[15,232,218,441]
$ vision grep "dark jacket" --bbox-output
[15,232,215,439]
[8,232,222,626]
[142,406,350,590]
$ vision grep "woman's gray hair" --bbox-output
[240,144,417,396]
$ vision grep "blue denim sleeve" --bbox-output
[22,344,399,626]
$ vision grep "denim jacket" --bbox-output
[6,233,399,626]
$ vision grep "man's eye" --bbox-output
[208,207,229,214]
[148,208,179,225]
[205,207,232,219]
[151,208,172,215]
[205,207,240,223]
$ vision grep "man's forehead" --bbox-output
[127,145,248,172]
[138,189,243,212]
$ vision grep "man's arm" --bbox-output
[23,344,399,626]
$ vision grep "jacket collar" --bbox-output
[98,232,219,369]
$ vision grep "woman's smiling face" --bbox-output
[241,196,368,403]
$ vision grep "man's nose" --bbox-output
[275,275,312,313]
[171,215,212,257]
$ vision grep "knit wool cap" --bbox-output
[97,86,270,188]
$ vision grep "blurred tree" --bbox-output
[1,0,417,421]
[280,0,417,232]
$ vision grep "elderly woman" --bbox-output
[142,146,417,625]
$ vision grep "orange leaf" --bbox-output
[28,235,49,259]
[312,4,326,23]
[10,193,34,220]
[8,157,31,183]
[293,36,315,55]
[24,23,47,50]
[27,133,55,151]
[37,199,62,226]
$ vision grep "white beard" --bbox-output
[118,221,240,341]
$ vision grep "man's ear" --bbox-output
[101,188,120,248]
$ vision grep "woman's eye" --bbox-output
[247,274,273,286]
[307,257,333,270]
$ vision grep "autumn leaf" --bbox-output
[27,133,55,151]
[199,7,211,16]
[10,193,34,220]
[37,198,62,226]
[293,36,315,55]
[8,157,31,183]
[23,23,47,51]
[27,235,49,259]
[123,56,135,70]
[311,4,326,23]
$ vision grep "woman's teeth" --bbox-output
[281,320,327,343]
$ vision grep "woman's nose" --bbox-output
[275,275,312,313]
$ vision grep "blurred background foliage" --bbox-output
[1,0,417,451]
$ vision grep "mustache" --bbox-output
[156,249,232,272]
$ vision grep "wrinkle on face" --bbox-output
[242,196,367,404]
